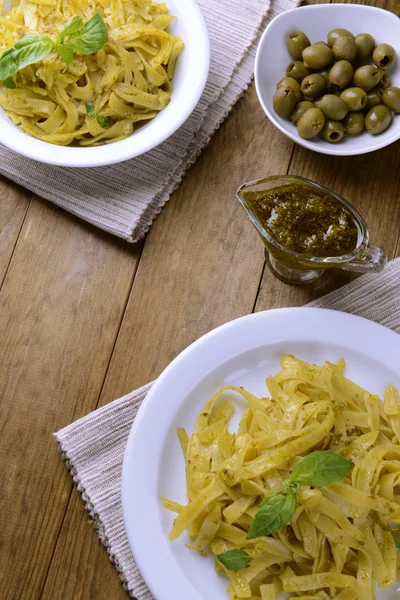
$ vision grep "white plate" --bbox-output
[255,3,400,156]
[0,0,210,167]
[122,308,400,600]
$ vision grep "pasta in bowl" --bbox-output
[164,355,400,600]
[0,0,210,166]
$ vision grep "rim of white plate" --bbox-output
[122,307,400,600]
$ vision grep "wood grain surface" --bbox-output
[0,1,399,599]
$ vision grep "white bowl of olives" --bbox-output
[255,3,400,156]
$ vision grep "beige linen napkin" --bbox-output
[0,0,299,242]
[55,258,400,599]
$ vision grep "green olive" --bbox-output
[287,31,311,60]
[320,119,345,143]
[327,28,354,47]
[382,86,400,113]
[328,60,353,89]
[286,60,310,83]
[273,87,297,117]
[297,107,325,139]
[372,43,396,70]
[340,87,368,111]
[290,100,314,124]
[332,36,357,61]
[354,33,375,61]
[344,112,365,135]
[300,73,327,98]
[277,77,303,102]
[353,65,380,91]
[365,104,392,134]
[377,69,391,90]
[366,87,382,110]
[316,94,348,120]
[302,44,334,70]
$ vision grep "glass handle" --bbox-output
[341,244,387,273]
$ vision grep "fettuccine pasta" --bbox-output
[0,0,183,145]
[164,355,400,599]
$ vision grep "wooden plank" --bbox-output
[331,0,385,7]
[40,85,295,600]
[386,0,400,15]
[0,177,31,288]
[0,197,139,600]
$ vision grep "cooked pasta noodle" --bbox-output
[164,355,400,599]
[0,0,183,145]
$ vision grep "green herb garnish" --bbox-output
[0,14,108,87]
[396,540,400,549]
[247,491,297,540]
[246,451,354,541]
[97,115,109,129]
[58,14,107,57]
[288,450,354,488]
[217,549,249,570]
[1,76,16,89]
[85,101,96,117]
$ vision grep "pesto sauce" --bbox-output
[242,183,358,257]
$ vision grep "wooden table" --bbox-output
[1,1,400,598]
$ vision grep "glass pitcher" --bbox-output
[236,175,387,285]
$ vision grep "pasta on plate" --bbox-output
[0,0,183,145]
[163,355,400,600]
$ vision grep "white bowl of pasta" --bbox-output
[0,0,210,167]
[122,308,400,600]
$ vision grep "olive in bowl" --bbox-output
[355,33,375,60]
[287,31,310,60]
[315,95,348,120]
[365,105,392,134]
[328,60,353,89]
[382,86,400,112]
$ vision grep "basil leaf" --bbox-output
[396,540,400,549]
[217,549,249,570]
[1,76,16,89]
[97,115,109,128]
[58,16,83,44]
[0,35,54,80]
[56,44,75,66]
[86,101,96,116]
[246,492,297,540]
[63,13,108,55]
[289,451,354,487]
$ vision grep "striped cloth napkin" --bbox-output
[55,257,400,599]
[0,0,299,242]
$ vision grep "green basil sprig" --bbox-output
[217,549,249,570]
[246,451,354,541]
[247,491,297,540]
[0,13,108,88]
[216,451,353,571]
[288,450,354,487]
